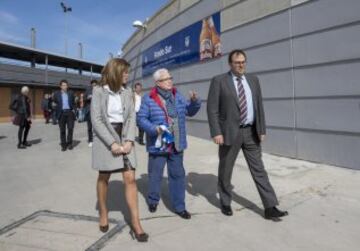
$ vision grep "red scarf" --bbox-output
[149,87,177,124]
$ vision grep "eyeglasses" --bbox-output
[158,77,173,82]
[232,60,246,65]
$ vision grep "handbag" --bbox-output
[12,115,21,126]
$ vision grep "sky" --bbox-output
[0,0,168,64]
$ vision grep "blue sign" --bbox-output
[142,12,221,77]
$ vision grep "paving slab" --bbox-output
[0,120,359,250]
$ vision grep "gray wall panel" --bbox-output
[186,120,211,141]
[264,100,295,128]
[222,10,290,53]
[292,24,360,66]
[294,61,360,97]
[262,128,297,157]
[292,0,360,36]
[246,40,292,72]
[258,70,293,98]
[177,57,226,83]
[175,81,210,100]
[296,99,360,133]
[296,131,360,169]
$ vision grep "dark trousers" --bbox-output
[138,128,144,143]
[18,118,30,145]
[218,126,278,209]
[51,110,57,124]
[86,113,93,143]
[59,110,75,147]
[147,152,186,212]
[43,111,50,123]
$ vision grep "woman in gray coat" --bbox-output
[91,58,148,242]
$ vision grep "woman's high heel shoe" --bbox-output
[129,228,149,242]
[99,225,109,233]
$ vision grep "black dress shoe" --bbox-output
[148,204,157,213]
[17,144,26,149]
[264,207,288,220]
[221,205,233,216]
[23,141,32,147]
[61,146,67,151]
[175,210,191,219]
[68,144,73,150]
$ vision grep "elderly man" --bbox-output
[137,68,201,219]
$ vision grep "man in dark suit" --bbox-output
[207,49,288,221]
[54,79,76,151]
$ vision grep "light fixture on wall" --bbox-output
[132,20,147,30]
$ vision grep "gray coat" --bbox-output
[91,85,137,171]
[207,72,266,146]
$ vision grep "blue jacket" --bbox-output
[137,87,201,154]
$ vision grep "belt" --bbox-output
[62,109,72,112]
[239,124,252,128]
[111,122,123,126]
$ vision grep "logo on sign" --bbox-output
[185,36,190,47]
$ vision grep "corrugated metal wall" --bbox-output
[123,0,360,169]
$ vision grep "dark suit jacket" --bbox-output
[207,71,266,145]
[53,90,76,119]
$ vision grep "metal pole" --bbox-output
[31,28,36,48]
[64,12,68,73]
[78,42,83,59]
[45,55,48,85]
[30,28,36,68]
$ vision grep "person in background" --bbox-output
[41,93,51,124]
[84,79,98,147]
[77,93,85,122]
[48,93,58,125]
[53,80,76,151]
[134,82,145,145]
[9,86,32,149]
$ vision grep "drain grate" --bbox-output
[0,210,127,251]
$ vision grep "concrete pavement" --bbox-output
[0,120,359,250]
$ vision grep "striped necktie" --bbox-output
[237,77,247,125]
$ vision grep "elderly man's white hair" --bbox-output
[21,86,29,94]
[153,68,169,81]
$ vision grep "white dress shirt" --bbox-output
[134,93,142,113]
[231,73,254,125]
[103,85,124,123]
